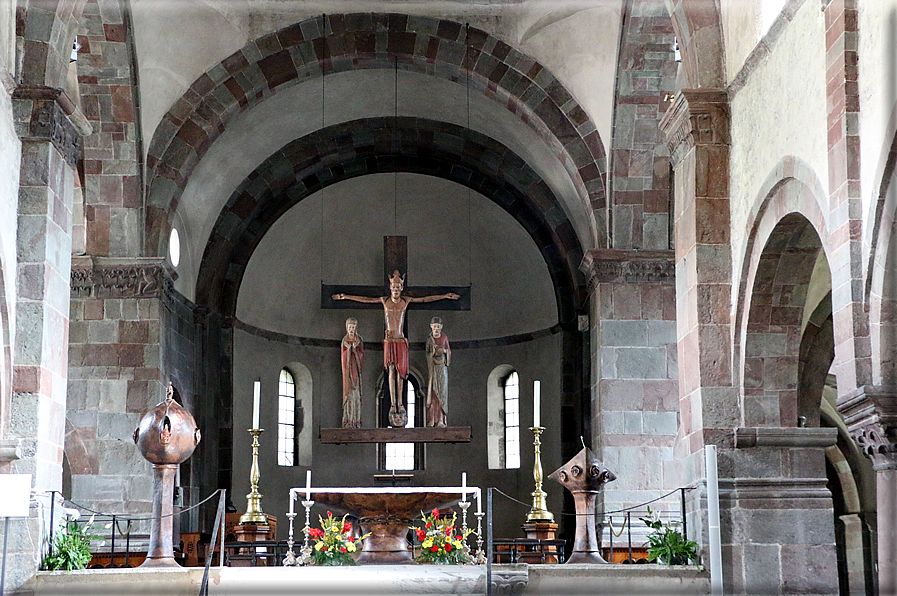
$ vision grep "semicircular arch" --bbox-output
[145,13,608,258]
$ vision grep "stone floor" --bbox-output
[12,563,710,595]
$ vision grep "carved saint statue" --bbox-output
[333,270,459,427]
[340,317,364,428]
[425,317,450,427]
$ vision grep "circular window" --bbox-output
[168,228,181,268]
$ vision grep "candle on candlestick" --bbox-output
[306,470,311,500]
[476,489,482,515]
[462,472,467,500]
[252,380,261,429]
[534,380,541,427]
[289,489,295,515]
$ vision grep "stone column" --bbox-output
[7,86,89,586]
[661,91,839,594]
[659,89,737,569]
[838,385,897,594]
[580,249,678,527]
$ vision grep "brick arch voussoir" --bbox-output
[195,117,586,324]
[734,158,830,393]
[146,13,607,258]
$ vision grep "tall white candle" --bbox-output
[476,489,482,515]
[534,380,541,427]
[462,472,467,500]
[252,380,261,429]
[306,470,312,500]
[289,489,295,515]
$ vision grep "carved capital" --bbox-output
[71,257,168,299]
[659,89,730,168]
[580,249,675,292]
[837,385,897,470]
[12,86,92,167]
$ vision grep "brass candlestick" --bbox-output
[527,426,554,522]
[239,428,267,524]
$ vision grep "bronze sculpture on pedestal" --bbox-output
[547,446,616,564]
[133,383,201,568]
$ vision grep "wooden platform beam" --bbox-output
[319,427,471,444]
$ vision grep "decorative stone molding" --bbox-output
[580,249,674,291]
[0,439,21,462]
[12,85,92,167]
[734,426,839,449]
[71,257,167,299]
[659,89,730,168]
[731,477,834,502]
[837,385,897,470]
[488,565,528,594]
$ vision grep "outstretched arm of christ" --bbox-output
[332,293,382,304]
[408,292,460,303]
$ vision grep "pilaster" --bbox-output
[838,385,897,594]
[7,84,87,587]
[580,249,678,530]
[659,89,736,456]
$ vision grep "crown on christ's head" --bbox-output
[389,270,405,289]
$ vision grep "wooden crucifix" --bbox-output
[320,236,471,443]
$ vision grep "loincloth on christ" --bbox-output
[383,338,409,379]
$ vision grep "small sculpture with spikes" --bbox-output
[547,440,616,564]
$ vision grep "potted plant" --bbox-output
[43,515,98,571]
[308,511,369,566]
[640,507,698,565]
[411,508,473,565]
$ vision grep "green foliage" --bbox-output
[640,506,698,565]
[43,517,97,571]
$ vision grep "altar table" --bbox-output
[289,486,481,564]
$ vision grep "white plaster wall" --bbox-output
[729,0,828,294]
[132,1,621,165]
[722,0,762,83]
[0,88,20,376]
[237,173,557,341]
[0,0,14,79]
[170,69,587,300]
[858,0,897,266]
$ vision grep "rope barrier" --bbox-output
[490,486,695,519]
[45,488,225,523]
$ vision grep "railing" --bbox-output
[43,489,226,570]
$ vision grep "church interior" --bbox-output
[0,0,896,594]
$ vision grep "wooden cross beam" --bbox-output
[321,236,471,311]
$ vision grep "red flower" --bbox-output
[456,536,463,540]
[431,508,440,517]
[328,511,332,516]
[430,545,439,552]
[426,522,431,529]
[348,536,354,543]
[341,547,347,553]
[416,529,426,541]
[343,522,352,533]
[445,543,452,551]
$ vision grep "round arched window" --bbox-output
[168,228,181,267]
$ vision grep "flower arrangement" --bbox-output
[308,511,369,566]
[412,508,473,565]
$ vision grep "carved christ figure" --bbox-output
[333,270,459,427]
[340,317,364,428]
[425,317,450,427]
